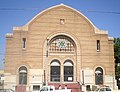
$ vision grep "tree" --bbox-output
[114,38,120,77]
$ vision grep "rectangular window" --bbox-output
[60,19,65,24]
[50,66,60,82]
[22,38,26,48]
[64,66,73,82]
[97,40,100,51]
[33,85,40,91]
[19,73,27,84]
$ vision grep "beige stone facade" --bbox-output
[4,4,116,91]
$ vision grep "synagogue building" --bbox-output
[4,4,117,92]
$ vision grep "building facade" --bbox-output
[4,4,116,91]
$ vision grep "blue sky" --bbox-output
[0,0,120,69]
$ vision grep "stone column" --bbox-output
[61,63,64,83]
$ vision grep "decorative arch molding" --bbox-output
[43,32,81,57]
[49,57,62,64]
[50,59,61,66]
[19,66,27,73]
[63,58,75,64]
[17,65,29,74]
[94,65,105,75]
[46,32,80,49]
[64,59,74,66]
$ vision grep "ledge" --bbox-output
[13,25,28,31]
[108,37,114,41]
[95,28,108,34]
[6,33,13,38]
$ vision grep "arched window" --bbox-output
[19,66,27,85]
[95,67,103,85]
[64,60,73,82]
[50,60,60,82]
[49,35,76,53]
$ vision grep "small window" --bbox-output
[22,38,26,48]
[106,87,111,91]
[97,40,100,51]
[60,19,65,24]
[33,85,40,91]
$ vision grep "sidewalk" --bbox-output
[84,90,120,92]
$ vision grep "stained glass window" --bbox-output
[49,35,75,52]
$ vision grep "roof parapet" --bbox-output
[13,26,28,31]
[108,37,114,41]
[6,33,13,38]
[95,30,108,34]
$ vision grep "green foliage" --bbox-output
[114,38,120,76]
[114,38,120,63]
[115,63,120,77]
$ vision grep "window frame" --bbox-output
[22,38,26,49]
[50,60,60,82]
[97,40,100,51]
[95,67,103,85]
[64,60,74,82]
[19,66,27,85]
